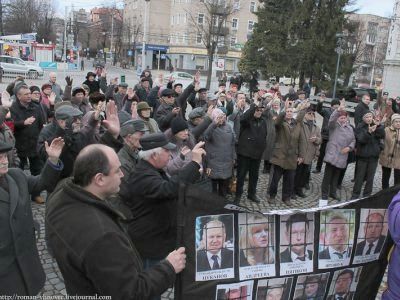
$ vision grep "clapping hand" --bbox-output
[368,124,377,133]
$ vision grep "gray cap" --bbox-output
[207,92,217,101]
[188,107,205,120]
[118,111,132,126]
[120,119,146,137]
[140,133,176,151]
[55,105,83,120]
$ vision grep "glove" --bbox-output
[65,76,73,86]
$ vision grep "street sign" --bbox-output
[127,50,133,56]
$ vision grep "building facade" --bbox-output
[123,0,259,72]
[347,13,390,87]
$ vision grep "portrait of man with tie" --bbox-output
[354,210,387,257]
[216,281,253,300]
[280,213,314,263]
[256,277,293,300]
[327,268,362,300]
[318,211,355,261]
[293,273,329,300]
[196,217,234,272]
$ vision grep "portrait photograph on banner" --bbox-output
[238,213,276,280]
[353,208,388,264]
[318,209,356,269]
[215,280,254,300]
[279,213,314,276]
[256,277,294,300]
[292,273,330,300]
[195,214,235,281]
[326,267,363,300]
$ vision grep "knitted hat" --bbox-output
[29,86,40,93]
[41,83,52,91]
[170,117,188,134]
[362,111,374,120]
[392,113,400,123]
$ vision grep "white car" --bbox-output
[0,56,44,79]
[165,72,195,89]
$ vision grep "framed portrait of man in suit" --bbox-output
[256,277,293,300]
[215,280,253,300]
[195,214,235,281]
[238,213,276,280]
[293,273,329,300]
[326,267,362,300]
[318,209,355,269]
[279,213,314,275]
[353,209,388,264]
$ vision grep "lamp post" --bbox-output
[333,33,345,99]
[141,0,150,73]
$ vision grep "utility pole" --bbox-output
[63,6,68,62]
[111,2,115,62]
[141,0,150,73]
[0,0,3,36]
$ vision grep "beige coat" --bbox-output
[270,110,306,170]
[379,126,400,169]
[299,120,321,165]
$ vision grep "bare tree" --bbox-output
[187,0,234,89]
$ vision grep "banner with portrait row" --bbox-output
[174,185,399,300]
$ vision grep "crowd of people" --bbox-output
[1,65,400,299]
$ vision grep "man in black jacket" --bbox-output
[10,84,46,203]
[354,94,371,127]
[0,137,65,296]
[119,133,205,272]
[314,96,340,173]
[47,144,186,299]
[235,100,268,203]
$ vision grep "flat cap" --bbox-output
[137,101,151,111]
[0,140,13,153]
[140,133,176,151]
[189,107,205,120]
[120,119,146,137]
[161,88,174,97]
[55,105,83,120]
[118,111,132,126]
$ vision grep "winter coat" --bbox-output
[262,107,279,161]
[48,80,63,103]
[164,129,196,176]
[384,192,400,300]
[324,110,356,169]
[105,84,125,111]
[37,118,123,179]
[46,178,176,298]
[355,122,385,159]
[299,120,322,165]
[10,99,45,157]
[204,122,236,179]
[228,108,244,144]
[354,101,371,127]
[316,101,334,140]
[0,124,19,167]
[118,144,139,179]
[189,116,212,142]
[136,86,151,102]
[119,159,201,259]
[379,126,400,170]
[82,77,107,95]
[0,161,62,295]
[154,103,178,132]
[237,103,268,160]
[270,109,306,170]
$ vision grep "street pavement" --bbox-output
[8,61,388,299]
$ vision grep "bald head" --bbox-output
[49,72,57,83]
[73,144,113,187]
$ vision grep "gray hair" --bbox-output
[138,147,163,161]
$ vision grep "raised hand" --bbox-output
[102,100,120,138]
[49,92,56,105]
[45,137,65,164]
[194,70,201,83]
[191,141,206,165]
[65,76,73,86]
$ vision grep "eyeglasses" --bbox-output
[32,92,41,95]
[165,95,174,98]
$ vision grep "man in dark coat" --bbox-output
[355,211,386,256]
[196,219,233,272]
[82,71,107,95]
[0,137,65,296]
[119,133,205,268]
[46,144,186,298]
[235,100,268,203]
[154,89,182,131]
[10,84,46,203]
[354,94,371,127]
[314,96,340,173]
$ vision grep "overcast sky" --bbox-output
[56,0,396,18]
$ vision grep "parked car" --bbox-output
[0,55,44,79]
[335,87,378,103]
[165,71,196,89]
[269,76,299,86]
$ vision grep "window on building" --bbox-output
[175,33,180,44]
[232,18,238,29]
[196,32,203,44]
[217,36,225,47]
[195,56,206,70]
[250,1,256,12]
[233,0,240,10]
[198,13,204,25]
[182,33,188,44]
[364,45,374,62]
[361,66,370,76]
[225,59,234,71]
[248,20,254,32]
[367,22,378,44]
